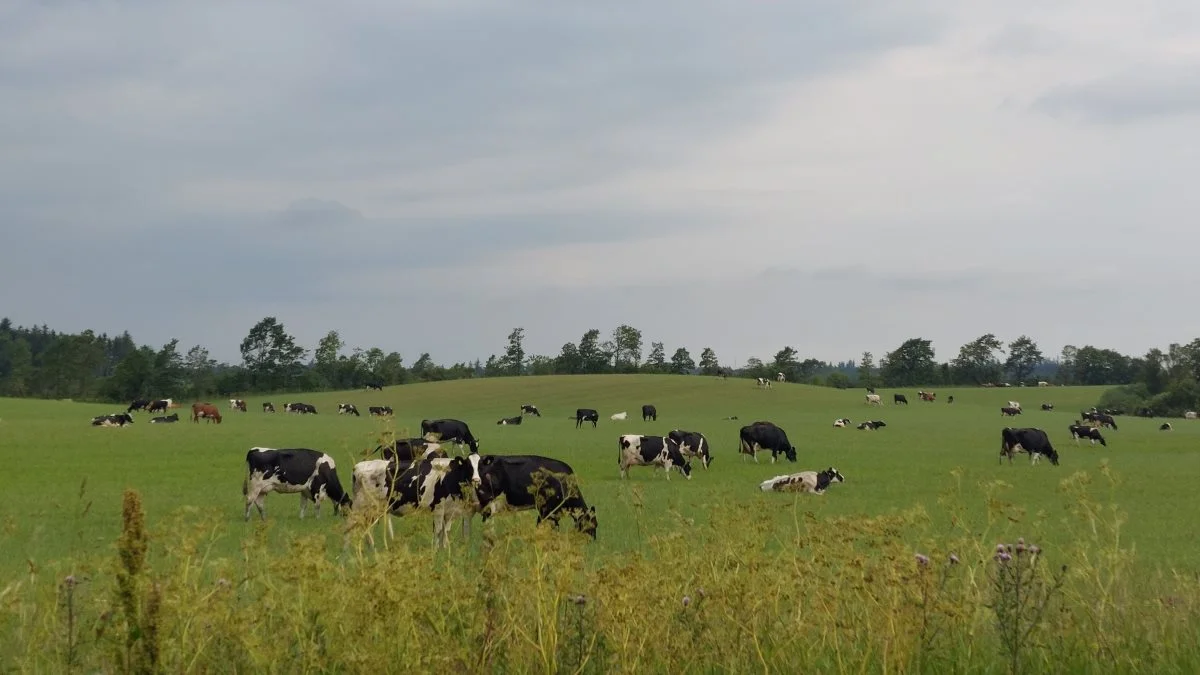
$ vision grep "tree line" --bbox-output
[1,316,1198,415]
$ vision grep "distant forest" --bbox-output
[0,316,1196,415]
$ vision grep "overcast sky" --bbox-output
[3,1,1200,367]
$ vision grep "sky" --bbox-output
[3,0,1200,367]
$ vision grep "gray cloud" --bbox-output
[1033,66,1200,124]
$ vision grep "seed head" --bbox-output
[682,596,692,608]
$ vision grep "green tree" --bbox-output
[880,338,937,386]
[184,345,217,398]
[410,352,435,381]
[669,347,695,374]
[239,317,307,391]
[643,342,667,373]
[578,329,609,374]
[105,347,156,401]
[151,339,186,397]
[857,351,875,388]
[526,355,555,376]
[0,336,33,396]
[313,331,344,387]
[1058,345,1078,385]
[950,333,1004,385]
[772,346,799,381]
[826,371,851,389]
[611,325,643,371]
[555,342,581,374]
[1142,348,1168,395]
[1004,335,1043,384]
[501,327,526,375]
[698,347,720,375]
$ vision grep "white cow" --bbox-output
[865,394,882,406]
[1007,401,1022,411]
[1185,411,1198,420]
[833,418,851,428]
[610,411,628,421]
[776,372,785,382]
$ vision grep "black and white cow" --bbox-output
[284,402,317,414]
[368,405,393,416]
[574,408,599,429]
[833,417,851,428]
[147,399,170,414]
[1160,422,1173,431]
[373,437,447,462]
[337,403,361,417]
[756,377,773,389]
[520,404,541,417]
[243,447,352,520]
[475,455,597,538]
[381,455,484,549]
[230,398,247,412]
[262,402,276,413]
[365,381,384,391]
[1000,428,1060,466]
[497,415,523,425]
[642,404,657,422]
[1040,403,1054,411]
[420,418,480,454]
[667,429,712,468]
[127,399,151,413]
[738,421,797,463]
[618,434,692,480]
[92,412,135,427]
[759,467,845,494]
[1069,423,1107,446]
[150,413,179,423]
[894,394,908,405]
[857,420,886,430]
[1001,406,1022,417]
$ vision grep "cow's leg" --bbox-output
[299,494,308,519]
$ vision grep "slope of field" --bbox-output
[3,375,1198,576]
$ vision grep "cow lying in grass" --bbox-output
[759,467,845,494]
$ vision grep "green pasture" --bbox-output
[2,376,1198,576]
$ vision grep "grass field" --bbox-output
[5,375,1200,672]
[3,375,1198,573]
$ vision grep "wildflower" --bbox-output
[697,588,706,598]
[914,553,930,567]
[1015,541,1027,554]
[63,575,77,588]
[569,594,588,606]
[995,543,1006,553]
[1029,545,1041,555]
[682,596,692,608]
[949,553,960,565]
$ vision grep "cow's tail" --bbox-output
[242,472,249,496]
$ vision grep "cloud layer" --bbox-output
[3,1,1199,366]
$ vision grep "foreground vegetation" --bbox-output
[3,376,1199,672]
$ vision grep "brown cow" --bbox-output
[192,402,223,424]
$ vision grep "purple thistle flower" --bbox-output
[999,552,1012,562]
[682,596,692,608]
[1016,541,1027,554]
[996,543,1006,553]
[915,553,930,566]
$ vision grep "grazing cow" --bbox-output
[667,429,712,468]
[373,438,447,462]
[1186,411,1198,420]
[833,417,851,428]
[738,421,797,463]
[382,455,484,549]
[642,404,657,422]
[368,405,393,416]
[618,434,692,480]
[1000,428,1060,466]
[1092,413,1118,430]
[947,395,955,404]
[150,413,179,424]
[918,390,936,402]
[475,455,598,538]
[866,394,882,406]
[1007,401,1022,411]
[497,415,523,425]
[776,372,785,383]
[759,467,845,494]
[284,402,317,414]
[520,404,541,417]
[574,409,599,429]
[243,447,352,520]
[228,399,247,412]
[1160,422,1173,431]
[1001,406,1022,417]
[1041,403,1054,411]
[147,399,170,414]
[857,420,886,430]
[420,418,480,454]
[127,399,151,413]
[894,394,908,405]
[1069,423,1107,446]
[610,411,628,421]
[337,403,361,417]
[191,403,223,424]
[262,402,276,413]
[756,377,773,389]
[91,412,135,427]
[865,386,876,394]
[366,381,384,391]
[351,458,413,543]
[1037,381,1050,387]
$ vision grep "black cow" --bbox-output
[1095,413,1118,430]
[667,429,712,468]
[857,420,886,430]
[373,437,447,462]
[497,415,523,425]
[92,412,135,427]
[381,455,483,549]
[243,447,352,520]
[337,403,361,417]
[947,395,955,404]
[1160,422,1173,431]
[475,455,597,538]
[147,399,170,413]
[866,386,876,394]
[641,404,657,422]
[574,408,599,429]
[894,394,908,405]
[738,421,797,463]
[262,402,276,413]
[1000,428,1059,466]
[618,434,692,480]
[420,418,480,454]
[1001,406,1022,417]
[1040,403,1054,411]
[520,404,541,417]
[368,405,393,416]
[127,399,151,413]
[150,413,179,424]
[284,402,317,414]
[1069,423,1107,446]
[366,381,384,391]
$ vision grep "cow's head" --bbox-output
[1044,448,1060,466]
[784,446,798,462]
[825,467,845,484]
